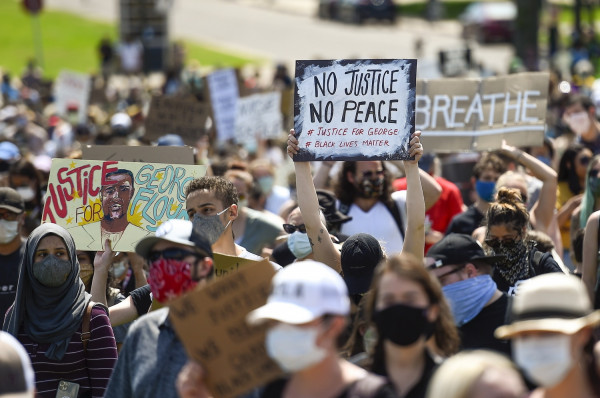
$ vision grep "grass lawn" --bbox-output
[0,0,262,79]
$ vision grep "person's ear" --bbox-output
[464,263,478,278]
[195,257,213,279]
[316,316,346,349]
[229,204,238,220]
[426,304,439,323]
[347,170,355,184]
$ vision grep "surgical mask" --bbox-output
[16,186,35,202]
[148,257,198,304]
[287,231,312,259]
[79,263,94,288]
[192,207,231,245]
[357,177,384,199]
[32,255,72,287]
[0,220,19,244]
[266,323,326,372]
[566,111,591,136]
[112,260,128,278]
[372,303,433,346]
[475,180,496,202]
[588,176,600,196]
[257,176,274,195]
[514,334,573,388]
[442,275,497,326]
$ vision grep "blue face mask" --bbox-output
[442,274,497,327]
[475,180,496,203]
[589,176,600,196]
[536,155,552,167]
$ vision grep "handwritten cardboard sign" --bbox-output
[82,145,195,165]
[293,59,417,161]
[54,70,91,124]
[207,68,240,142]
[144,96,210,144]
[416,72,549,152]
[169,259,282,398]
[213,253,260,279]
[234,91,283,143]
[42,159,207,251]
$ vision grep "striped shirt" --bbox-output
[17,304,118,398]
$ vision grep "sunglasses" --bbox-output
[283,223,307,234]
[579,155,591,166]
[361,170,384,179]
[147,248,203,263]
[484,236,520,250]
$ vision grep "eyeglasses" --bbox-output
[435,264,467,285]
[147,248,204,263]
[579,155,591,166]
[484,235,520,250]
[283,223,306,234]
[361,170,384,179]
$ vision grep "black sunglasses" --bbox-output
[283,223,307,234]
[148,248,203,262]
[579,155,591,166]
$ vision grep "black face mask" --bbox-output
[372,303,433,346]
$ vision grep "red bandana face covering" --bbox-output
[148,258,198,303]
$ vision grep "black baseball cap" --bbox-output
[426,234,504,269]
[0,188,24,214]
[341,233,383,295]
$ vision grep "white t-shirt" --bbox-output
[265,185,290,216]
[340,198,405,255]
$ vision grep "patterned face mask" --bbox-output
[491,239,530,286]
[148,258,198,304]
[357,177,384,199]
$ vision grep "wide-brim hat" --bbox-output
[495,273,600,339]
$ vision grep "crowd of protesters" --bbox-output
[1,28,600,398]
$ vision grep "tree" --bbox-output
[514,0,543,71]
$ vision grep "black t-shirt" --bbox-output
[459,293,511,356]
[445,205,484,236]
[0,241,25,322]
[374,351,438,398]
[260,374,397,398]
[493,249,562,295]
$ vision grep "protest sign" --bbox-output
[213,252,261,278]
[54,70,91,124]
[234,91,283,143]
[144,96,210,144]
[82,145,195,164]
[42,159,207,251]
[293,59,417,162]
[207,68,239,141]
[169,259,282,398]
[416,72,549,152]
[438,48,472,77]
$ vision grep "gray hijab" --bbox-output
[2,223,90,360]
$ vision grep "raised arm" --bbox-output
[287,130,342,273]
[386,159,441,210]
[400,131,426,263]
[582,210,600,301]
[90,239,114,306]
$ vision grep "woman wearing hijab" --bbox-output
[2,223,118,398]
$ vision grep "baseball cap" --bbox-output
[157,134,185,146]
[316,189,352,225]
[0,142,20,162]
[247,260,350,325]
[0,331,35,397]
[135,219,213,259]
[426,234,503,269]
[340,233,383,295]
[495,273,600,339]
[0,187,24,214]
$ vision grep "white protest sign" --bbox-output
[416,72,549,152]
[293,59,417,161]
[54,70,91,124]
[207,68,239,141]
[234,91,283,143]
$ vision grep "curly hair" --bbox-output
[472,153,507,179]
[333,161,393,206]
[484,187,529,235]
[366,252,460,375]
[184,176,238,208]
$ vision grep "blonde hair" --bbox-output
[426,350,520,398]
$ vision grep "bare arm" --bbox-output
[556,194,583,227]
[90,239,114,306]
[401,131,426,263]
[582,211,600,301]
[387,160,441,210]
[128,252,148,289]
[313,161,336,190]
[288,131,342,273]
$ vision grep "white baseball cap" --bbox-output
[0,331,35,397]
[135,219,212,259]
[247,260,350,325]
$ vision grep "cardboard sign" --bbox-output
[234,91,283,143]
[82,145,195,165]
[293,59,417,161]
[144,96,210,144]
[54,70,91,124]
[207,68,239,142]
[169,259,282,398]
[213,253,260,278]
[438,48,472,77]
[42,159,207,251]
[416,72,549,152]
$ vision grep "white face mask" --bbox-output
[287,231,312,259]
[266,323,327,372]
[112,260,128,278]
[0,219,19,244]
[513,334,573,388]
[566,111,592,136]
[16,186,35,202]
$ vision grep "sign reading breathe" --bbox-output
[293,59,417,161]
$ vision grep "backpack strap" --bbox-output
[385,199,406,240]
[346,373,388,398]
[81,301,95,352]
